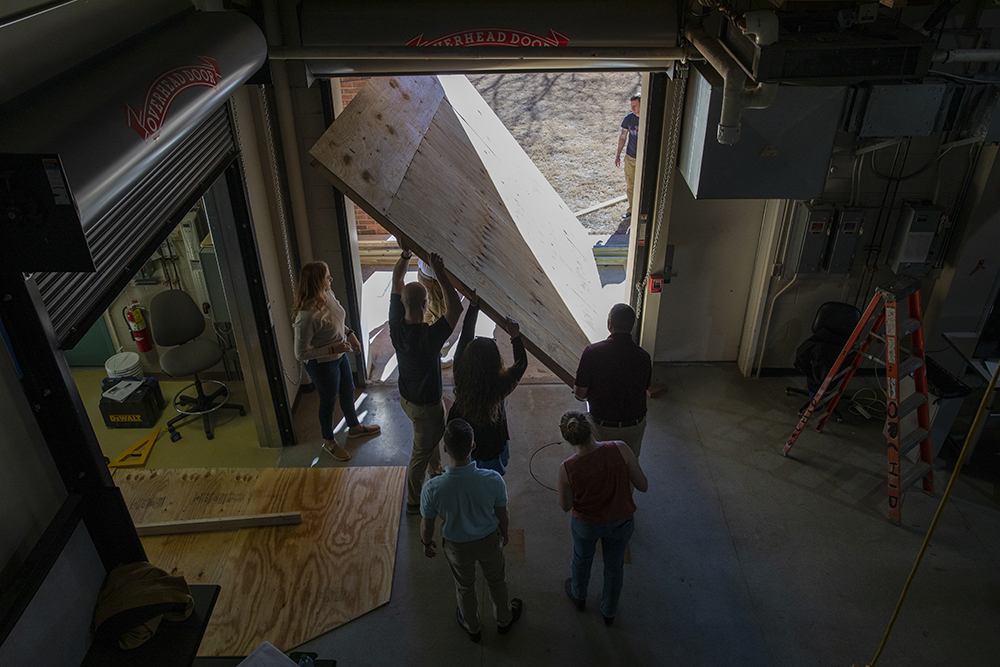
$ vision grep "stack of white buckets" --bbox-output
[105,351,143,379]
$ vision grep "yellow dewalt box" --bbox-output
[99,377,165,429]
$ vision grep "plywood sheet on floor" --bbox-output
[310,75,608,384]
[114,466,406,655]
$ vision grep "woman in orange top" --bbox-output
[557,410,647,626]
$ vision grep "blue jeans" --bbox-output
[475,441,510,476]
[570,516,634,618]
[305,355,359,440]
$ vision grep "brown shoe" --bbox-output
[346,424,380,439]
[322,441,351,461]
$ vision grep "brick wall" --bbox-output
[340,77,389,236]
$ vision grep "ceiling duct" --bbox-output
[718,13,935,85]
[678,63,845,199]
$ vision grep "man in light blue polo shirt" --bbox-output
[420,419,523,642]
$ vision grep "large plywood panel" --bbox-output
[114,466,405,656]
[310,77,445,216]
[309,75,606,382]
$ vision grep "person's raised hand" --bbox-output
[506,317,519,338]
[428,252,445,275]
[468,288,479,306]
[397,237,411,255]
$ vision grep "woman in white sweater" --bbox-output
[292,261,379,460]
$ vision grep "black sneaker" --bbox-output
[603,613,615,627]
[564,578,585,611]
[497,598,523,635]
[621,212,631,220]
[456,607,481,643]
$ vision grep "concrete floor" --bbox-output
[275,363,1000,667]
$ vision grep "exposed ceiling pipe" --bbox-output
[685,24,778,145]
[267,45,691,61]
[932,49,1000,63]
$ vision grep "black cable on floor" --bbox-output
[528,441,563,491]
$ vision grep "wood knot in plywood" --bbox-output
[388,79,398,89]
[386,125,396,136]
[375,113,383,121]
[362,170,373,182]
[342,154,352,165]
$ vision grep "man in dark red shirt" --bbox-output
[573,304,652,458]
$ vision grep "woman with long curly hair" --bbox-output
[292,261,379,461]
[557,410,647,626]
[447,291,527,475]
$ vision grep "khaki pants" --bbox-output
[400,397,445,511]
[623,154,636,213]
[417,272,445,325]
[592,415,647,459]
[444,528,511,633]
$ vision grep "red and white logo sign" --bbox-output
[407,29,569,48]
[126,56,222,141]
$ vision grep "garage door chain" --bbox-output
[257,86,303,387]
[634,68,687,328]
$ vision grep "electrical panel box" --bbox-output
[889,205,943,276]
[785,203,833,276]
[826,209,865,275]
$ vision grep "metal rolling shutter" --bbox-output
[36,107,236,348]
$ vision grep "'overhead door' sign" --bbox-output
[407,29,569,47]
[126,56,222,141]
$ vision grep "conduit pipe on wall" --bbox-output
[264,0,313,266]
[685,24,778,145]
[932,49,1000,63]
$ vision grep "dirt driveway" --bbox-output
[469,72,641,234]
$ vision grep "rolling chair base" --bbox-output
[167,376,246,441]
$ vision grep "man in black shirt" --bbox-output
[574,303,651,459]
[390,241,463,514]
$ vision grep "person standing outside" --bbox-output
[420,419,523,642]
[615,94,641,221]
[292,261,380,461]
[573,303,651,459]
[557,411,647,626]
[390,241,462,515]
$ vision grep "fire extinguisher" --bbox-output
[123,300,154,353]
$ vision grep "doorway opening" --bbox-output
[65,195,276,470]
[338,72,642,386]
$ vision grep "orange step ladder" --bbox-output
[783,275,934,524]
